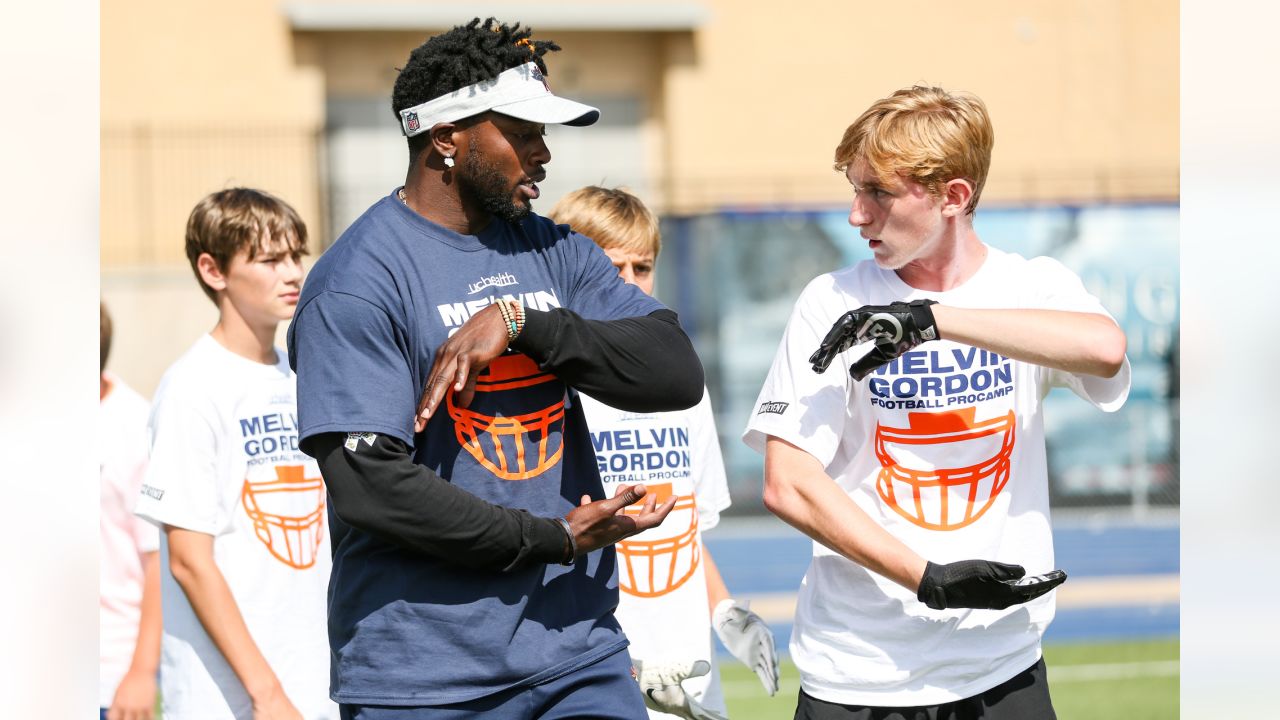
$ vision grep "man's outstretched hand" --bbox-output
[809,299,939,380]
[916,560,1067,610]
[566,484,677,557]
[415,303,510,432]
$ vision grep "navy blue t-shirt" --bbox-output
[287,190,664,705]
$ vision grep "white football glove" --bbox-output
[712,598,779,696]
[633,659,728,720]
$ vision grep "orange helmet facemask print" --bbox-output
[616,483,702,597]
[874,408,1016,531]
[447,353,566,481]
[240,464,327,569]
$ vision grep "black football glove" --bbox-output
[916,560,1067,610]
[809,300,940,380]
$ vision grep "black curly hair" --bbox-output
[392,17,560,157]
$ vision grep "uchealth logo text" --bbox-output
[758,401,789,415]
[592,426,691,482]
[239,411,302,459]
[868,347,1015,410]
[437,288,562,332]
[466,272,519,295]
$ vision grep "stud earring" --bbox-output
[443,155,455,168]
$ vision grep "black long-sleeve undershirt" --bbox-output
[304,431,570,572]
[513,308,704,412]
[305,308,702,571]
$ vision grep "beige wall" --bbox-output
[102,0,328,395]
[101,0,1177,395]
[297,29,668,178]
[103,270,211,399]
[102,1,321,126]
[661,0,1177,210]
[103,0,1178,251]
[102,0,326,267]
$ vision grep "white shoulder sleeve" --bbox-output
[134,378,227,535]
[742,275,853,467]
[1029,256,1132,411]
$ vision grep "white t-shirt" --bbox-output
[579,388,733,719]
[100,374,160,708]
[134,335,337,720]
[743,247,1131,706]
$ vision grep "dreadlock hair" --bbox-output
[392,17,561,160]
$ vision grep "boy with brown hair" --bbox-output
[548,187,779,720]
[135,188,337,720]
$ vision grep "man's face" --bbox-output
[845,158,946,270]
[455,113,551,224]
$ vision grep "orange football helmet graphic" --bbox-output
[874,408,1016,531]
[616,483,702,597]
[240,464,326,569]
[446,354,565,481]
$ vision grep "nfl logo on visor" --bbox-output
[530,65,550,91]
[406,111,420,133]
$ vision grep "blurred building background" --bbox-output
[101,0,1178,518]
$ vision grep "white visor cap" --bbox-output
[399,62,599,137]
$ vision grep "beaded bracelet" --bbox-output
[501,299,524,341]
[509,299,525,336]
[496,297,512,327]
[495,299,518,342]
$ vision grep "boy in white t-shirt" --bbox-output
[100,301,161,720]
[549,187,780,720]
[134,188,337,720]
[744,87,1131,718]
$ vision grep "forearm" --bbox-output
[762,437,926,591]
[513,308,704,412]
[166,534,282,701]
[127,551,162,675]
[931,305,1126,377]
[702,548,731,616]
[304,433,569,571]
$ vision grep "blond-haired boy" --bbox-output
[746,86,1130,718]
[135,188,337,720]
[549,187,779,720]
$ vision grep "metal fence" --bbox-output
[101,125,327,267]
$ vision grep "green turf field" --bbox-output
[720,637,1179,719]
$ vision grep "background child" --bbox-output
[134,188,336,720]
[100,300,161,720]
[548,186,780,720]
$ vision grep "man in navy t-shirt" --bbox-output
[287,18,705,720]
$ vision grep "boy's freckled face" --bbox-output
[845,159,946,271]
